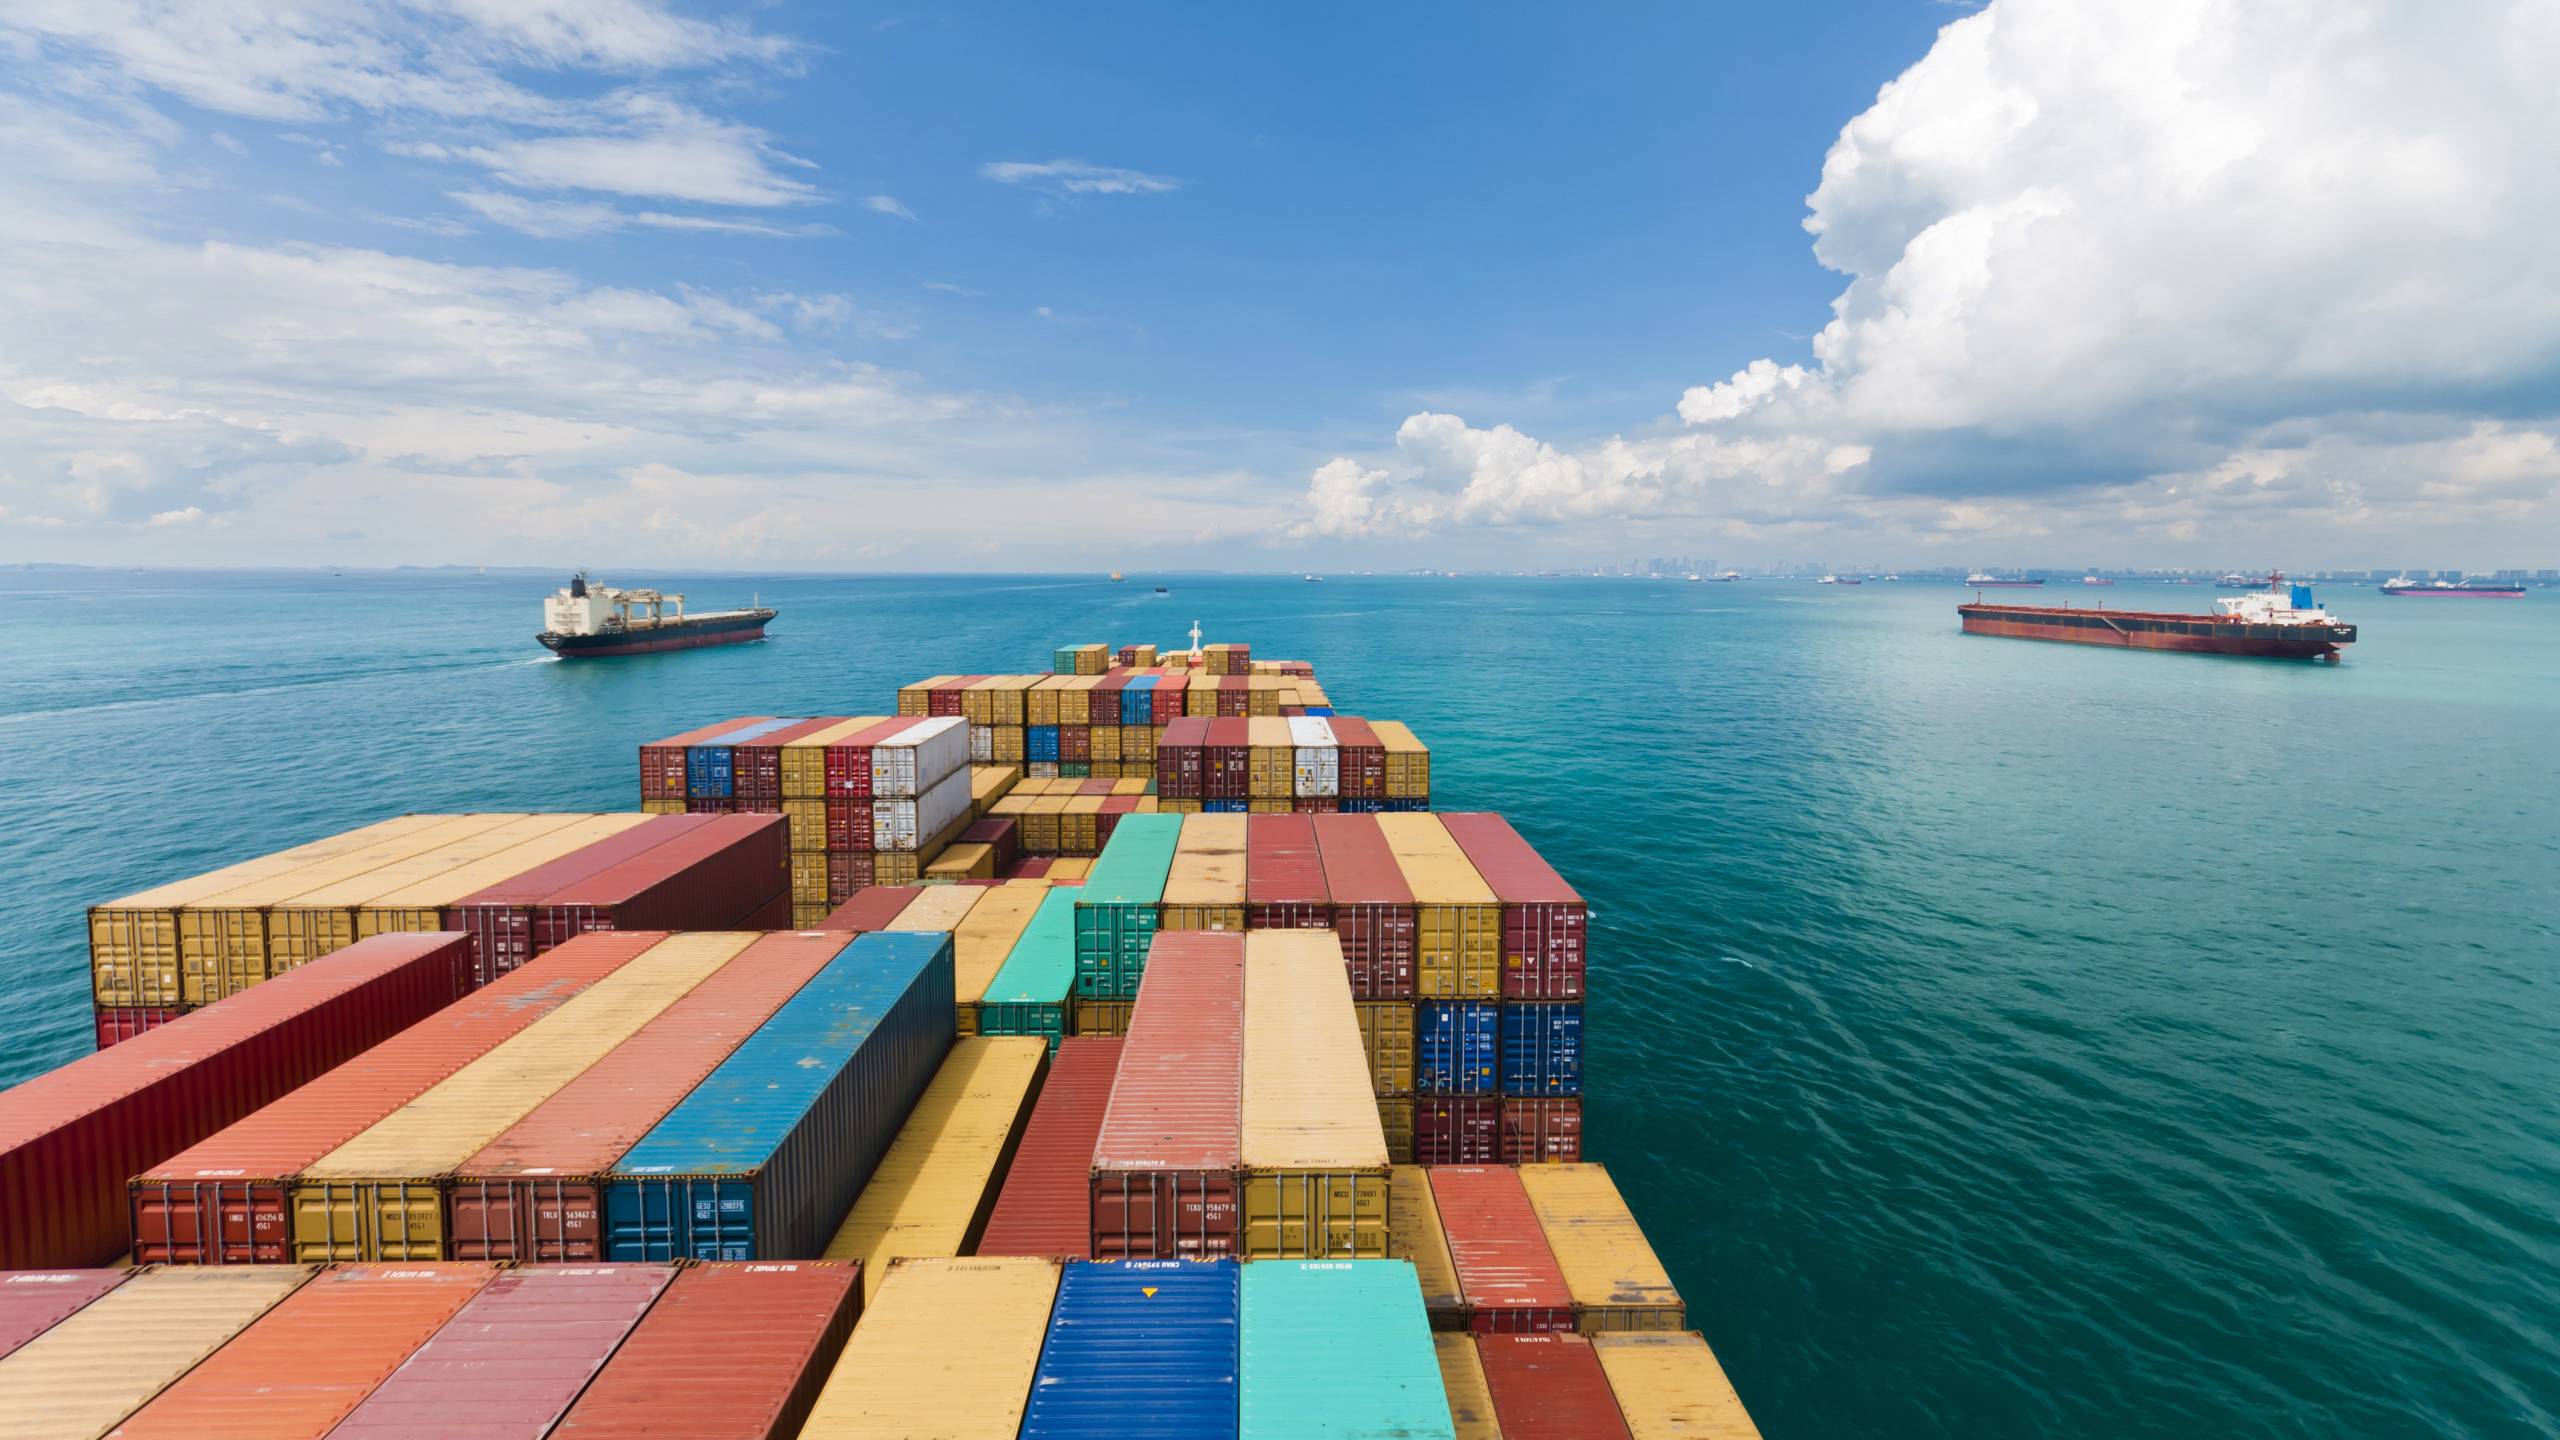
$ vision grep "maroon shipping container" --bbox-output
[92,1005,180,1049]
[1441,813,1589,1000]
[824,717,923,800]
[129,934,666,1265]
[1430,1166,1576,1334]
[1216,675,1249,717]
[1095,796,1139,850]
[1328,716,1387,800]
[0,932,472,1270]
[1313,814,1417,999]
[446,815,716,985]
[1009,857,1056,880]
[827,854,875,904]
[642,718,770,801]
[1091,932,1243,1260]
[1088,674,1128,727]
[1246,814,1331,929]
[927,676,986,718]
[1204,718,1251,801]
[732,718,848,804]
[1291,797,1340,814]
[824,796,872,852]
[1499,1098,1583,1164]
[1416,1096,1502,1165]
[821,886,921,932]
[334,1264,672,1435]
[1150,676,1189,725]
[530,813,788,952]
[685,796,736,815]
[1059,725,1092,763]
[0,1269,127,1361]
[960,817,1022,871]
[741,892,791,930]
[978,1037,1122,1259]
[1476,1334,1634,1440]
[556,1262,858,1439]
[1157,717,1208,798]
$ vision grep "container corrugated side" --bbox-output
[329,1264,672,1434]
[798,1257,1059,1438]
[443,815,714,984]
[0,1266,312,1438]
[1161,814,1248,931]
[532,813,789,950]
[447,931,856,1262]
[555,1261,860,1440]
[292,932,757,1262]
[1378,814,1501,998]
[1390,1163,1467,1327]
[820,886,922,932]
[951,883,1047,1032]
[1090,931,1244,1260]
[605,932,954,1261]
[1434,1332,1502,1440]
[129,932,667,1266]
[1,931,471,1270]
[1370,718,1432,798]
[263,813,599,973]
[978,1036,1122,1259]
[1244,813,1329,929]
[1312,814,1418,998]
[360,815,658,967]
[1519,1163,1685,1332]
[823,1037,1046,1298]
[1477,1333,1634,1439]
[1240,930,1388,1259]
[1429,1166,1576,1333]
[0,1270,126,1362]
[1238,1260,1451,1440]
[1591,1332,1765,1439]
[978,888,1078,1049]
[1072,813,1180,999]
[109,1264,497,1439]
[1356,999,1416,1096]
[646,716,772,799]
[1441,812,1589,1000]
[1019,1259,1239,1439]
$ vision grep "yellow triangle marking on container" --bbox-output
[1142,1286,1158,1298]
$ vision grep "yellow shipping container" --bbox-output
[1024,677,1069,728]
[1089,723,1122,764]
[1060,795,1104,856]
[264,813,596,972]
[1592,1332,1765,1440]
[176,814,525,1008]
[88,815,447,1009]
[898,678,955,717]
[823,1038,1046,1298]
[1240,931,1388,1259]
[992,726,1026,764]
[1372,719,1431,799]
[290,932,752,1261]
[1247,675,1283,716]
[991,676,1039,726]
[961,676,1006,726]
[792,852,831,904]
[1246,798,1293,815]
[1356,1000,1416,1095]
[873,853,924,886]
[1047,858,1092,882]
[927,842,997,882]
[1377,814,1500,998]
[640,798,687,815]
[1185,681,1219,718]
[971,764,1021,811]
[0,1266,314,1438]
[1019,795,1068,856]
[1379,1095,1415,1164]
[784,718,891,799]
[801,1257,1059,1438]
[1072,998,1132,1036]
[357,813,653,939]
[889,885,982,934]
[1113,777,1152,797]
[1120,724,1155,763]
[1160,814,1247,931]
[954,883,1048,1031]
[1246,717,1293,798]
[1390,1164,1465,1322]
[1159,797,1204,815]
[1519,1163,1686,1333]
[1434,1333,1502,1440]
[793,903,832,929]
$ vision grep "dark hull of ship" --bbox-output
[538,610,775,657]
[1959,604,2354,660]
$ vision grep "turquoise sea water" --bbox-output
[2,568,2554,1437]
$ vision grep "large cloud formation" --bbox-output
[1302,0,2560,558]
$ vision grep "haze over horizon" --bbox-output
[2,2,2554,571]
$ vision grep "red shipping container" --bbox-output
[92,1005,181,1049]
[824,796,872,852]
[128,933,666,1265]
[1059,725,1092,763]
[824,716,922,800]
[1416,1096,1502,1165]
[1009,857,1055,880]
[1441,813,1589,1000]
[1095,798,1137,850]
[1217,675,1250,717]
[976,1037,1122,1260]
[530,813,788,952]
[447,815,715,985]
[1078,779,1115,797]
[1091,933,1242,1260]
[1328,716,1387,799]
[112,1264,499,1439]
[928,676,986,717]
[1499,1098,1583,1164]
[1475,1334,1633,1440]
[448,932,852,1262]
[1245,814,1331,929]
[821,886,920,932]
[556,1262,859,1439]
[332,1265,672,1434]
[684,796,736,815]
[1088,674,1129,727]
[740,892,791,930]
[1204,718,1251,800]
[826,853,875,904]
[642,718,769,801]
[0,1269,126,1361]
[1158,716,1208,798]
[0,931,472,1270]
[960,817,1022,871]
[1291,797,1340,814]
[731,718,845,804]
[1430,1166,1576,1334]
[1313,814,1417,999]
[1150,676,1189,725]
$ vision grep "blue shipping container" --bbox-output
[1338,799,1385,815]
[1119,675,1160,726]
[604,931,955,1259]
[686,717,803,798]
[1305,706,1334,717]
[1417,1002,1499,1095]
[1500,1002,1583,1097]
[1205,799,1249,814]
[1382,798,1430,813]
[1028,726,1062,762]
[1021,1260,1239,1439]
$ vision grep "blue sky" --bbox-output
[1,2,2551,570]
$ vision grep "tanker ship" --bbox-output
[1960,574,2356,661]
[537,572,776,657]
[2380,576,2526,597]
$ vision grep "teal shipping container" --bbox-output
[981,888,1079,1051]
[1074,815,1182,999]
[1240,1261,1453,1440]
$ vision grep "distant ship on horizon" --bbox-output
[2380,575,2525,597]
[1966,572,2044,588]
[537,573,774,658]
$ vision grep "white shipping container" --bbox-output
[873,765,974,852]
[968,723,995,763]
[1289,716,1339,798]
[1027,762,1061,780]
[872,715,970,798]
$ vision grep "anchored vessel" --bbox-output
[1965,572,2043,588]
[1961,574,2356,662]
[537,572,775,657]
[2381,576,2525,597]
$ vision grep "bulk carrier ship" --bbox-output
[537,572,776,657]
[1961,574,2357,661]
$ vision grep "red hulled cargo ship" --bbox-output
[1960,575,2357,662]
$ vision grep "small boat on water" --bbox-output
[2082,575,2114,586]
[1818,574,1862,586]
[1303,574,1322,582]
[2380,576,2525,597]
[1154,586,1169,595]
